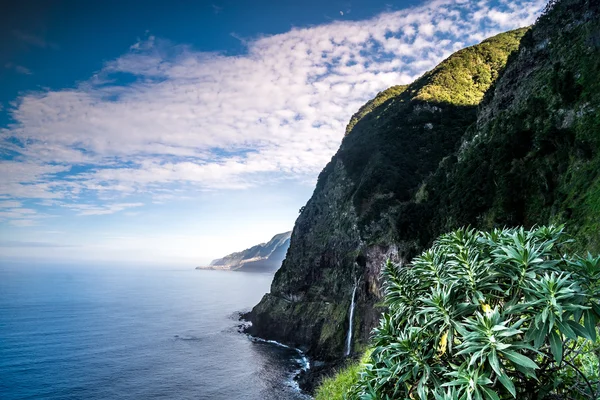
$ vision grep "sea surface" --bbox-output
[0,266,310,400]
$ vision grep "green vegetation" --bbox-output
[345,85,408,136]
[409,28,529,106]
[315,350,373,400]
[334,28,526,230]
[408,0,600,255]
[348,226,600,399]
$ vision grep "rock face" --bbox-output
[248,0,600,382]
[197,231,291,272]
[417,0,600,253]
[245,28,529,361]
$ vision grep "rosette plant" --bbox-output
[349,226,600,400]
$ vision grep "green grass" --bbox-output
[315,350,372,400]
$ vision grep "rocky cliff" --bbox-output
[245,28,529,361]
[197,231,291,272]
[247,0,600,387]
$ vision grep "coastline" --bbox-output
[238,313,316,396]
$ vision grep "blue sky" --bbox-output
[0,0,546,266]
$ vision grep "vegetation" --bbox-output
[334,28,527,230]
[315,350,373,400]
[347,226,600,399]
[409,28,529,106]
[345,85,408,136]
[409,0,600,254]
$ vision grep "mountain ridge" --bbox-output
[196,231,291,272]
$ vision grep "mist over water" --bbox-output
[0,266,309,400]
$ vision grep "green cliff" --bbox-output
[247,0,600,392]
[416,0,600,254]
[246,28,528,363]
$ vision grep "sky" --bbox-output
[0,0,547,267]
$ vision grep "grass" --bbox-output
[315,349,372,400]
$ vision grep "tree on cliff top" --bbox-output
[349,225,600,400]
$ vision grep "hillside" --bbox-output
[196,231,291,272]
[245,28,529,362]
[246,0,600,392]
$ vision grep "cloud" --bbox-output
[0,208,37,218]
[0,0,547,223]
[11,30,59,49]
[0,162,71,199]
[64,202,145,216]
[0,240,76,247]
[9,219,37,227]
[0,200,22,208]
[0,207,41,227]
[130,35,156,51]
[5,63,32,75]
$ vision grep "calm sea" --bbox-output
[0,266,310,400]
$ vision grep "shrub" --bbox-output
[348,225,600,399]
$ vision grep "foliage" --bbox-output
[315,350,374,400]
[346,85,408,136]
[409,28,529,106]
[335,28,527,229]
[402,0,600,254]
[347,226,600,399]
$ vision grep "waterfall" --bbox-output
[345,281,358,356]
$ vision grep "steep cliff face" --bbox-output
[198,231,291,272]
[415,0,600,254]
[246,29,528,361]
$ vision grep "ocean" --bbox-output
[0,266,310,400]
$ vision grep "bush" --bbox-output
[348,226,600,399]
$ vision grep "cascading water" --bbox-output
[345,281,358,356]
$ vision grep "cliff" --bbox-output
[245,28,529,361]
[196,231,291,272]
[248,0,600,389]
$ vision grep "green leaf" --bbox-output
[488,349,502,377]
[496,370,516,398]
[548,330,562,364]
[533,323,548,349]
[481,387,500,400]
[566,320,591,340]
[555,319,576,340]
[417,380,427,400]
[502,350,539,369]
[584,310,597,341]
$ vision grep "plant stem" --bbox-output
[563,359,595,398]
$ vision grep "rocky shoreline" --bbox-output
[237,310,340,395]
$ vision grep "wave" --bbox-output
[246,335,312,398]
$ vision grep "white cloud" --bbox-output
[65,203,145,216]
[0,162,70,199]
[0,206,46,228]
[9,219,36,227]
[0,0,546,223]
[0,200,22,208]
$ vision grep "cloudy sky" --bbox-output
[0,0,546,266]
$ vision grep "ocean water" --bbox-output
[0,266,310,400]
